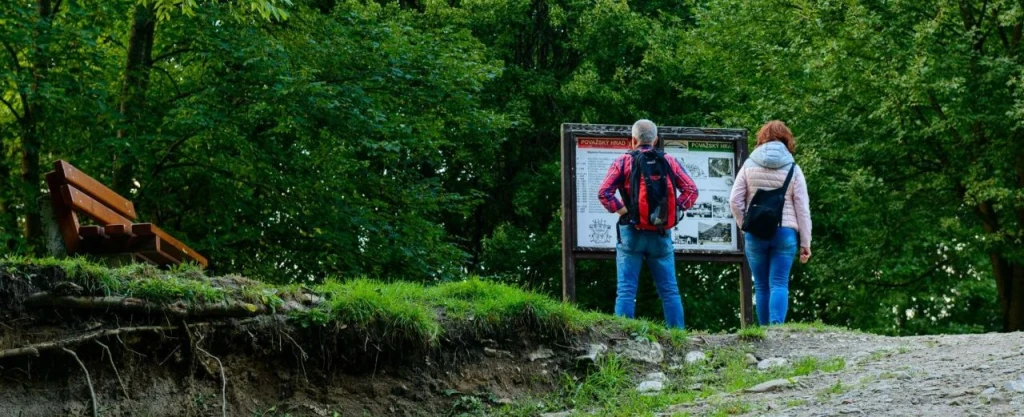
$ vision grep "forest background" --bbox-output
[2,0,1022,334]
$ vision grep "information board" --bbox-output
[574,137,738,252]
[560,123,754,327]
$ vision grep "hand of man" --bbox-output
[616,207,628,216]
[800,247,812,264]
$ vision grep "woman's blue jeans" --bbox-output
[744,227,798,325]
[615,225,685,329]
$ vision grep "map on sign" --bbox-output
[575,137,738,252]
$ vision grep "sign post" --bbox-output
[560,123,754,327]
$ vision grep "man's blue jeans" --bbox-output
[744,227,798,325]
[615,224,685,329]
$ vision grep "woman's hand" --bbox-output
[800,247,812,264]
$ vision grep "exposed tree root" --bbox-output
[24,292,269,317]
[95,340,130,400]
[195,335,227,417]
[63,347,99,417]
[0,325,177,359]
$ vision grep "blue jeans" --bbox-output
[744,227,798,325]
[615,225,685,329]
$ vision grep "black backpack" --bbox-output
[624,150,678,233]
[741,164,795,240]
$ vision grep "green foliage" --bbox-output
[1,0,1018,334]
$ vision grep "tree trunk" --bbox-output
[20,0,57,250]
[20,105,41,247]
[113,3,156,194]
[1010,264,1024,331]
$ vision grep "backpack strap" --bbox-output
[781,164,796,192]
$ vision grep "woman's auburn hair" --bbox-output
[756,120,796,154]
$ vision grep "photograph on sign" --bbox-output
[662,139,738,252]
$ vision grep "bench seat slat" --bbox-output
[132,223,208,267]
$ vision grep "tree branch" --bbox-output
[152,47,192,63]
[992,7,1012,50]
[0,94,23,121]
[1,40,22,72]
[151,64,183,97]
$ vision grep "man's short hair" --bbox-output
[632,119,658,144]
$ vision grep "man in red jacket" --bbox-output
[597,119,698,328]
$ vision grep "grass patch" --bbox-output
[791,357,846,375]
[777,321,852,333]
[707,399,754,416]
[497,347,849,417]
[0,256,689,349]
[785,398,807,407]
[736,326,766,341]
[816,379,847,401]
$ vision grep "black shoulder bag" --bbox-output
[741,164,795,240]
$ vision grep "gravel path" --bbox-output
[696,329,1024,416]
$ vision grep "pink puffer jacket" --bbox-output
[729,141,812,248]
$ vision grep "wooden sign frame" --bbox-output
[560,123,754,327]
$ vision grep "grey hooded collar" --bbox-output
[745,141,794,169]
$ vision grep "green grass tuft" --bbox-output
[736,326,766,341]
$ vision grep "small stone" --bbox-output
[484,347,513,359]
[982,394,1009,405]
[685,351,707,364]
[1002,380,1024,393]
[669,364,683,371]
[744,378,794,393]
[744,353,759,366]
[540,412,573,417]
[576,343,608,363]
[496,398,513,405]
[637,380,664,393]
[886,371,911,380]
[982,388,996,396]
[688,383,703,391]
[613,339,664,364]
[757,358,788,370]
[529,347,555,362]
[645,372,666,382]
[839,407,863,414]
[948,399,963,406]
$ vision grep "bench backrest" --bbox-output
[45,160,208,267]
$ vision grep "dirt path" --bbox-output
[692,329,1024,416]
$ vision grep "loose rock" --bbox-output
[576,343,608,363]
[645,372,666,382]
[484,347,514,359]
[685,351,707,364]
[758,357,788,370]
[745,353,759,366]
[529,347,555,362]
[637,380,664,393]
[1002,379,1024,393]
[614,339,664,364]
[744,378,795,393]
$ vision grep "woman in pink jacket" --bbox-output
[729,120,812,325]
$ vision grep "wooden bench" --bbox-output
[44,160,208,267]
